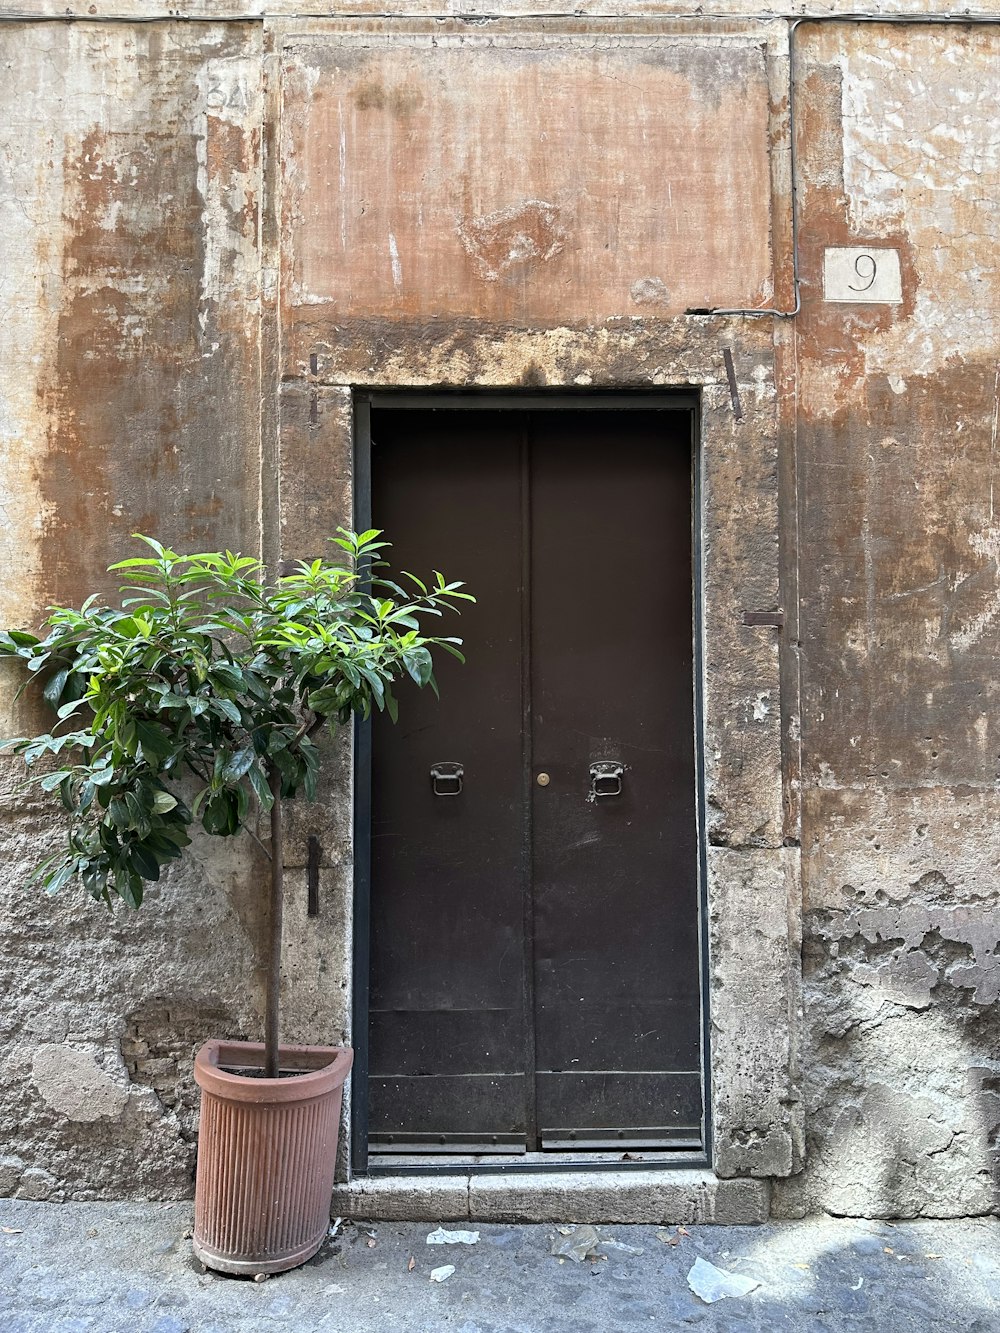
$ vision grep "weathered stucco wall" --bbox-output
[281,32,772,323]
[0,19,269,1199]
[1,8,999,1220]
[772,21,1000,1219]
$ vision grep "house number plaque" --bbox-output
[823,247,902,304]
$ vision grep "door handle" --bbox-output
[430,762,464,796]
[590,761,623,798]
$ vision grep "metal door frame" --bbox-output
[351,389,710,1176]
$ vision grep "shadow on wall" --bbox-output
[773,895,1000,1220]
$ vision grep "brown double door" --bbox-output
[366,399,703,1156]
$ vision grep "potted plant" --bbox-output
[0,529,471,1274]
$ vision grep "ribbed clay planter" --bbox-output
[193,1039,353,1275]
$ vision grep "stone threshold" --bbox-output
[331,1168,770,1224]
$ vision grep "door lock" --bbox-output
[590,761,624,798]
[430,762,464,796]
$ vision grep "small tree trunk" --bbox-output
[264,767,284,1079]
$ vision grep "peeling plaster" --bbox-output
[31,1045,130,1123]
[838,32,1000,380]
[2,13,999,1223]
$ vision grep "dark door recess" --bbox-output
[364,398,703,1159]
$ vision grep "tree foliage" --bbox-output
[0,530,472,909]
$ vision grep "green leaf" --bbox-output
[151,790,178,814]
[81,863,106,900]
[135,721,174,763]
[271,745,298,778]
[129,843,161,881]
[124,791,152,836]
[212,697,242,725]
[211,664,244,691]
[203,792,240,836]
[155,694,192,711]
[307,685,341,716]
[108,556,164,570]
[44,862,76,896]
[42,668,69,708]
[358,665,385,703]
[266,730,290,755]
[108,798,131,829]
[118,874,144,909]
[222,748,254,782]
[248,762,274,812]
[402,646,434,687]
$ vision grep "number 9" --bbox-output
[848,254,877,292]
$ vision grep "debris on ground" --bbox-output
[687,1256,762,1304]
[322,1283,345,1295]
[426,1227,480,1245]
[407,1256,416,1272]
[429,1264,456,1282]
[600,1237,644,1256]
[328,1217,344,1239]
[656,1229,681,1246]
[550,1225,601,1263]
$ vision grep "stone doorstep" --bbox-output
[331,1169,770,1225]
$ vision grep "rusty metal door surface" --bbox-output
[364,399,702,1158]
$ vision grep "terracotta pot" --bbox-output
[192,1039,353,1275]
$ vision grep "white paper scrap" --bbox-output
[600,1238,645,1256]
[427,1228,480,1245]
[687,1256,762,1304]
[429,1264,456,1282]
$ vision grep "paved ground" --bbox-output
[1,1201,998,1332]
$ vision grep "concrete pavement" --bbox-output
[1,1200,998,1332]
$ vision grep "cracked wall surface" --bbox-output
[772,22,1000,1219]
[0,19,268,1200]
[1,9,999,1219]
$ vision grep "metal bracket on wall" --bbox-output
[430,761,464,796]
[590,761,624,798]
[742,610,785,629]
[307,835,321,917]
